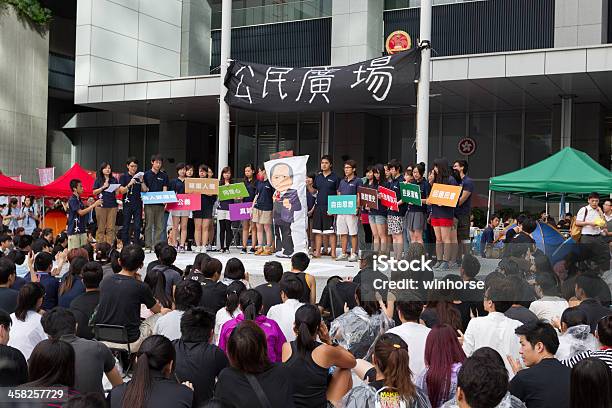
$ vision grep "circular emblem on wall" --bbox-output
[385,31,412,55]
[458,137,477,156]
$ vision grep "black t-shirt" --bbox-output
[215,365,295,408]
[110,372,193,408]
[146,260,183,277]
[0,287,18,314]
[255,282,282,315]
[69,291,100,340]
[198,278,227,313]
[282,272,311,304]
[509,358,570,408]
[577,298,612,332]
[0,344,28,386]
[173,339,229,407]
[150,265,182,298]
[319,279,357,321]
[353,268,389,299]
[95,274,157,342]
[505,305,539,325]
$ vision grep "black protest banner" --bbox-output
[224,49,420,112]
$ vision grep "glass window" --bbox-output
[390,115,416,166]
[441,114,466,164]
[466,114,493,179]
[278,113,298,154]
[257,125,277,167]
[237,125,256,172]
[495,113,522,176]
[299,122,320,172]
[524,112,552,166]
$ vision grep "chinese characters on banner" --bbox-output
[427,183,462,207]
[400,182,422,205]
[141,191,178,204]
[218,183,249,201]
[166,194,201,211]
[185,178,219,195]
[229,202,253,221]
[357,186,378,209]
[378,186,399,211]
[37,167,55,186]
[328,195,357,215]
[224,49,420,112]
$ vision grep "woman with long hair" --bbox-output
[2,197,22,233]
[241,164,257,254]
[26,339,78,399]
[94,241,114,279]
[8,282,46,360]
[407,162,430,244]
[570,358,612,408]
[416,325,466,407]
[252,165,275,256]
[20,196,39,235]
[141,268,173,336]
[92,162,119,245]
[218,289,286,362]
[193,164,217,253]
[366,164,388,253]
[215,321,293,408]
[283,304,356,407]
[427,159,458,270]
[169,162,189,253]
[58,256,87,308]
[343,333,431,408]
[110,335,193,408]
[214,280,247,344]
[218,167,234,253]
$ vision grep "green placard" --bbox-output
[218,182,249,201]
[328,195,357,215]
[400,182,422,205]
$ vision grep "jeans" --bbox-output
[122,204,142,245]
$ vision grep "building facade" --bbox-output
[1,0,611,217]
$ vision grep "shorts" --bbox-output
[312,206,334,234]
[252,208,272,225]
[68,233,88,250]
[217,209,230,221]
[193,207,213,219]
[170,210,190,217]
[406,211,427,231]
[456,213,470,241]
[387,215,403,235]
[368,214,387,225]
[431,217,453,227]
[336,214,359,236]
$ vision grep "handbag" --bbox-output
[245,373,272,408]
[570,206,588,242]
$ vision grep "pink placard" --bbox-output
[165,194,201,211]
[229,202,253,221]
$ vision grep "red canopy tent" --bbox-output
[0,173,43,196]
[41,163,95,198]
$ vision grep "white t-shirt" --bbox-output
[576,205,603,235]
[214,307,239,345]
[267,299,304,342]
[153,310,184,341]
[8,310,46,360]
[387,322,431,378]
[529,296,568,323]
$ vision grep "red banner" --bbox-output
[378,186,399,211]
[165,194,201,211]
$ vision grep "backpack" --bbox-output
[570,206,588,242]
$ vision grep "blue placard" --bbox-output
[328,195,357,215]
[141,191,178,204]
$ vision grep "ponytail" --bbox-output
[374,333,416,401]
[294,304,320,356]
[59,256,87,296]
[225,281,246,315]
[239,289,263,321]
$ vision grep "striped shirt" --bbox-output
[562,348,612,371]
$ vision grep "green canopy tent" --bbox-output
[488,147,612,219]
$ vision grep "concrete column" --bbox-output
[181,0,212,76]
[555,0,608,47]
[331,0,384,66]
[560,96,574,148]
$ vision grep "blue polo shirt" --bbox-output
[169,178,185,194]
[385,176,406,216]
[430,176,458,219]
[243,180,257,203]
[26,272,59,311]
[314,171,340,208]
[254,180,274,211]
[93,177,119,208]
[408,179,430,213]
[143,170,169,192]
[67,195,86,236]
[119,173,142,207]
[338,176,362,196]
[454,175,474,217]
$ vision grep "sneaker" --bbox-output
[348,253,359,262]
[249,247,256,254]
[335,254,349,261]
[178,246,185,254]
[275,252,291,258]
[240,247,247,254]
[206,245,213,252]
[211,245,218,252]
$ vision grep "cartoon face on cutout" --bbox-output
[269,163,293,193]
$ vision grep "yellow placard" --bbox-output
[427,183,462,207]
[185,178,218,195]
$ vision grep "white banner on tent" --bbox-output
[264,155,309,257]
[38,167,55,186]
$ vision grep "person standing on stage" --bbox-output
[119,157,145,246]
[169,163,189,253]
[92,163,119,245]
[308,155,340,258]
[241,164,257,254]
[193,165,216,253]
[143,154,169,252]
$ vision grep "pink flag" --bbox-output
[38,167,55,186]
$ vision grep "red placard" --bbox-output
[165,194,201,211]
[378,186,399,211]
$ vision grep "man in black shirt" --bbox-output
[255,261,283,314]
[150,245,182,298]
[173,307,228,407]
[0,310,27,386]
[0,258,18,314]
[146,242,183,276]
[283,252,316,304]
[575,274,612,332]
[95,245,170,349]
[318,276,357,322]
[70,261,103,339]
[509,321,570,408]
[198,258,227,313]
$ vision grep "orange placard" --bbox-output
[185,178,218,195]
[427,183,462,207]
